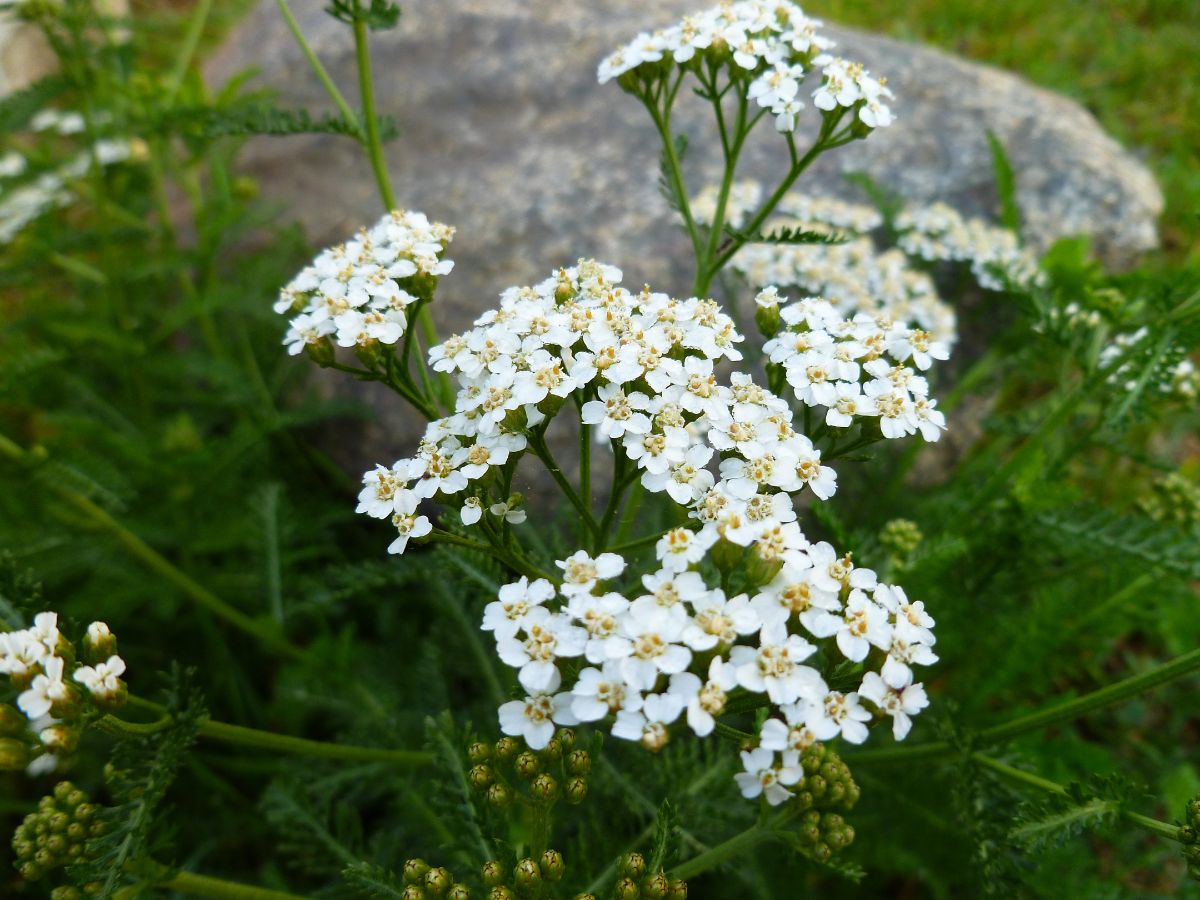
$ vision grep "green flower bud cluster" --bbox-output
[611,853,687,900]
[879,518,923,560]
[474,849,569,898]
[1138,473,1200,529]
[396,858,471,898]
[1182,796,1200,881]
[469,729,590,813]
[11,781,106,885]
[787,745,859,862]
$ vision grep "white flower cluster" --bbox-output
[759,290,948,440]
[775,190,883,233]
[0,140,136,246]
[733,221,957,343]
[691,180,763,231]
[896,201,1041,292]
[597,1,893,135]
[488,538,934,806]
[1,614,126,773]
[1099,327,1200,401]
[275,209,455,357]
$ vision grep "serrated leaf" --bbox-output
[727,224,847,246]
[343,861,408,898]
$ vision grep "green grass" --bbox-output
[816,0,1200,261]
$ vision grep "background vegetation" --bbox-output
[1,1,1198,898]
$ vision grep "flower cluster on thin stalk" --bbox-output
[717,187,1044,344]
[1,613,127,775]
[275,208,455,358]
[0,108,140,246]
[598,0,893,135]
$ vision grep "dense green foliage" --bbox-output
[1,2,1199,898]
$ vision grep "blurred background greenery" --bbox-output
[820,0,1200,261]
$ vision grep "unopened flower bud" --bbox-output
[668,880,687,899]
[40,725,80,754]
[564,776,588,805]
[486,783,514,809]
[514,751,541,779]
[425,867,453,895]
[488,888,514,900]
[494,737,519,760]
[468,765,494,790]
[82,622,117,664]
[467,741,491,763]
[403,859,431,884]
[541,737,563,763]
[565,749,591,776]
[556,728,576,750]
[513,857,541,889]
[640,722,670,753]
[481,861,505,886]
[401,887,426,900]
[0,737,30,770]
[620,852,646,880]
[448,885,471,900]
[539,849,564,881]
[50,887,83,900]
[641,872,669,899]
[304,336,337,368]
[615,877,640,900]
[530,773,559,805]
[710,537,743,574]
[573,895,597,900]
[0,703,27,736]
[754,289,782,338]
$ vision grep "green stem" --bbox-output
[112,702,435,767]
[972,753,1182,842]
[527,431,599,542]
[164,0,214,105]
[137,862,308,900]
[580,420,593,518]
[351,7,398,210]
[274,0,362,134]
[595,459,637,554]
[0,434,303,660]
[427,528,554,582]
[645,88,703,266]
[699,115,842,294]
[670,808,797,882]
[851,645,1200,765]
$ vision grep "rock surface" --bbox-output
[206,0,1162,473]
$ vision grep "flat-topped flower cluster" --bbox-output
[275,209,455,356]
[757,290,948,440]
[354,258,947,556]
[487,535,934,806]
[598,0,893,134]
[721,188,1042,344]
[895,201,1042,292]
[1,613,126,773]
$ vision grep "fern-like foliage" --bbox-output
[67,669,204,899]
[148,103,400,142]
[728,224,847,246]
[0,74,70,133]
[342,861,408,899]
[1033,505,1200,581]
[1008,775,1137,853]
[423,712,496,866]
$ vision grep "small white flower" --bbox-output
[497,681,578,750]
[734,746,803,805]
[858,672,929,739]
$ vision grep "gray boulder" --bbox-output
[206,0,1162,473]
